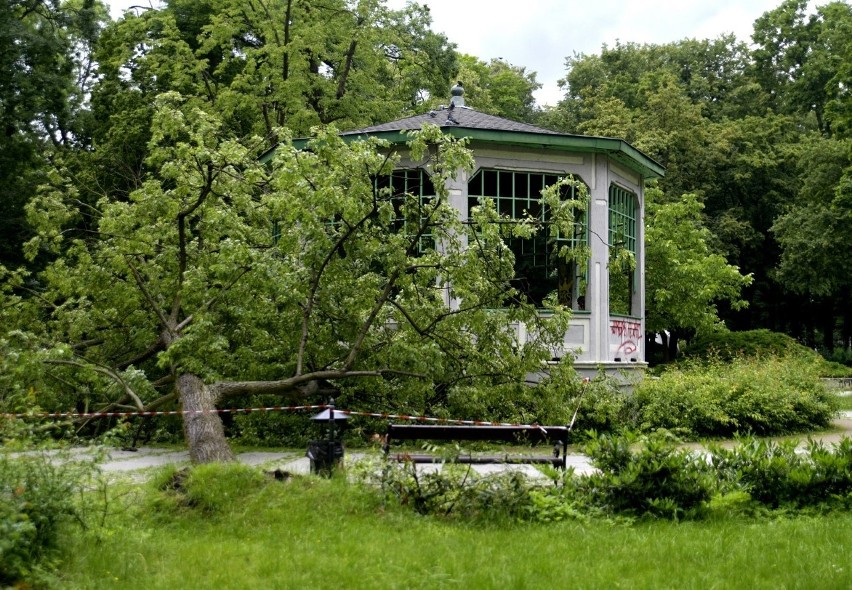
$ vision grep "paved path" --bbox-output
[87,447,599,478]
[64,409,852,479]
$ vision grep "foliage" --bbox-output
[14,95,572,462]
[633,356,838,438]
[682,328,814,360]
[0,0,108,267]
[535,364,632,438]
[375,459,536,520]
[681,329,852,381]
[94,0,456,142]
[580,431,716,519]
[681,329,852,377]
[771,135,852,298]
[644,189,752,357]
[821,347,852,368]
[454,55,542,122]
[710,437,852,509]
[548,11,852,352]
[0,447,102,586]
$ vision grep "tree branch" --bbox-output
[45,359,146,411]
[297,198,379,375]
[173,265,253,333]
[343,270,399,370]
[174,161,216,322]
[125,255,172,333]
[212,369,412,400]
[116,336,165,370]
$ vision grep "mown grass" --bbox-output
[836,394,852,411]
[56,466,852,590]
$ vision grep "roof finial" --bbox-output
[450,81,465,107]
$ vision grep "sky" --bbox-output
[107,0,797,106]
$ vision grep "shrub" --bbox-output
[375,458,538,520]
[579,431,716,519]
[682,329,809,361]
[681,329,852,377]
[633,356,838,438]
[710,437,852,509]
[544,366,633,437]
[820,347,852,368]
[0,450,100,585]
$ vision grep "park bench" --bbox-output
[382,423,569,469]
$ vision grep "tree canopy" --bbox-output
[546,1,852,351]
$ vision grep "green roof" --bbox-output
[260,106,665,180]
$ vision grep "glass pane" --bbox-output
[483,170,498,195]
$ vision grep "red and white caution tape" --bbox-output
[0,404,329,420]
[2,404,584,431]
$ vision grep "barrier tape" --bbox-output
[3,387,590,430]
[1,406,535,428]
[0,404,329,420]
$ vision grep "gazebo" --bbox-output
[280,84,664,377]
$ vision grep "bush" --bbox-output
[579,431,716,519]
[710,437,852,509]
[681,329,852,377]
[375,459,537,520]
[682,329,809,361]
[364,432,852,522]
[820,347,852,368]
[633,356,838,438]
[539,365,633,438]
[0,450,100,585]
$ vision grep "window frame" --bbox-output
[467,168,589,309]
[608,183,638,316]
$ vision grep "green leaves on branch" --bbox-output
[645,190,752,336]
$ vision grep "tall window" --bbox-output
[467,169,588,308]
[608,184,637,315]
[374,168,436,251]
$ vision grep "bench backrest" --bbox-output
[386,424,568,445]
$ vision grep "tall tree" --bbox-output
[772,136,852,348]
[751,0,852,135]
[0,0,107,266]
[454,55,541,122]
[644,190,752,360]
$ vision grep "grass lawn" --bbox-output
[836,394,852,411]
[56,468,852,590]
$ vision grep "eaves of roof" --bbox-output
[259,109,665,181]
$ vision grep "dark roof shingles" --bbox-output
[341,107,561,136]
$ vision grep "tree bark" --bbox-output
[177,373,236,463]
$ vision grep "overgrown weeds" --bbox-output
[0,443,104,586]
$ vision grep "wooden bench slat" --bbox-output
[387,453,564,466]
[384,423,570,469]
[386,424,568,444]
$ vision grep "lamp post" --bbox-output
[306,398,348,475]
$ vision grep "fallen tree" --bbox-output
[5,94,573,462]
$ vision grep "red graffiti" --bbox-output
[611,319,641,359]
[616,340,638,356]
[610,319,641,339]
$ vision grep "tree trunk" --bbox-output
[659,331,671,363]
[842,286,852,349]
[177,373,236,463]
[820,296,835,351]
